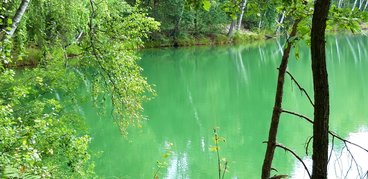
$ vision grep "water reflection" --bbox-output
[83,35,368,178]
[292,128,368,178]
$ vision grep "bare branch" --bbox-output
[274,142,311,178]
[305,136,313,156]
[345,144,362,177]
[281,109,368,153]
[285,70,314,107]
[328,135,334,163]
[221,160,228,179]
[329,131,368,153]
[281,109,313,123]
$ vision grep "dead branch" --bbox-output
[281,109,368,153]
[281,109,313,123]
[345,144,362,177]
[329,131,368,153]
[273,142,311,178]
[305,136,313,156]
[328,135,335,163]
[284,70,314,107]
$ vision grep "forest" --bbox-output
[1,0,368,178]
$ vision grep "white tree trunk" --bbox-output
[359,0,364,9]
[338,0,343,8]
[276,11,285,34]
[237,0,247,31]
[7,0,31,38]
[364,0,368,10]
[352,0,358,10]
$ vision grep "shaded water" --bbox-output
[83,35,368,178]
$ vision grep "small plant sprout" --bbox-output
[210,128,228,179]
[153,142,174,179]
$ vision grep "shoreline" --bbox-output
[144,31,268,48]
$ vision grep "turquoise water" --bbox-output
[84,35,368,178]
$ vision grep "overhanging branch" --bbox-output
[281,109,368,153]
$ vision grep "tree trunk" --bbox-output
[6,0,30,38]
[261,19,300,179]
[152,0,159,18]
[237,0,248,31]
[352,0,358,10]
[359,0,364,10]
[173,3,184,46]
[338,0,343,8]
[276,11,286,35]
[363,0,368,11]
[310,0,331,178]
[227,20,236,37]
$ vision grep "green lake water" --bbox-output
[83,35,368,178]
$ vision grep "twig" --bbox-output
[345,144,362,177]
[281,109,368,153]
[328,135,335,164]
[64,31,84,48]
[344,155,353,179]
[284,70,314,107]
[153,167,160,179]
[305,136,313,156]
[214,128,222,179]
[269,142,312,178]
[221,161,228,179]
[281,109,313,123]
[329,131,368,153]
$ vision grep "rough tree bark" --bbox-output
[261,19,300,179]
[310,0,331,178]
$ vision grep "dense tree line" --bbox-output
[132,0,368,46]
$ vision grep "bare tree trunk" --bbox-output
[363,0,368,10]
[352,0,358,10]
[227,20,236,37]
[359,0,364,10]
[173,2,185,46]
[6,0,30,38]
[310,0,331,178]
[338,0,343,8]
[152,0,160,18]
[261,19,300,179]
[237,0,248,31]
[276,11,286,35]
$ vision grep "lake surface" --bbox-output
[84,35,368,178]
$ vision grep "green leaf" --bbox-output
[294,45,299,60]
[202,0,211,11]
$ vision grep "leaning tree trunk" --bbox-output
[338,0,343,8]
[261,19,300,179]
[352,0,358,10]
[1,0,30,53]
[237,0,248,31]
[6,0,30,38]
[310,0,331,178]
[227,20,236,37]
[363,0,368,11]
[276,11,286,35]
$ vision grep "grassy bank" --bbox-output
[144,31,268,48]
